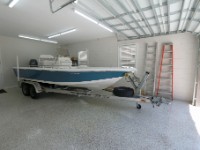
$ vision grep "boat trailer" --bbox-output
[18,71,171,109]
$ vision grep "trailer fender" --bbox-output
[20,81,43,93]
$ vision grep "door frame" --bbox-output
[0,48,3,89]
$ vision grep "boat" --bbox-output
[13,55,136,90]
[12,55,169,108]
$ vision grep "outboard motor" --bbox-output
[29,59,38,67]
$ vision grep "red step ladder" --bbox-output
[156,43,174,100]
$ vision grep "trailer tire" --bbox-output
[21,83,30,96]
[29,85,39,99]
[113,87,134,97]
[136,104,141,109]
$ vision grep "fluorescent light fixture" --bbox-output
[74,9,113,33]
[60,28,77,35]
[74,0,78,4]
[18,35,58,44]
[18,35,40,41]
[48,28,77,39]
[41,39,58,44]
[98,23,113,32]
[9,0,19,8]
[48,33,60,39]
[74,10,98,24]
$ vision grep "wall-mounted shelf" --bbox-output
[119,44,137,68]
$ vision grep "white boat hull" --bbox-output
[13,67,136,90]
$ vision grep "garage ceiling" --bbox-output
[0,0,200,44]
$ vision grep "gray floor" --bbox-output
[0,88,200,150]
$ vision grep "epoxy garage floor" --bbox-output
[0,88,200,150]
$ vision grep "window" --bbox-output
[118,44,137,68]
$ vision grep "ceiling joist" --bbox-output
[50,0,200,40]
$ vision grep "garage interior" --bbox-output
[0,0,200,149]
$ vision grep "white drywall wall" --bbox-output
[65,33,198,102]
[0,35,58,88]
[119,33,198,101]
[64,37,118,67]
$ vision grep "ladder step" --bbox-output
[159,85,171,89]
[158,91,172,95]
[159,77,172,80]
[161,71,173,74]
[164,51,173,53]
[159,80,172,83]
[163,57,172,60]
[162,64,172,66]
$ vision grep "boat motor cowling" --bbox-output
[29,59,38,67]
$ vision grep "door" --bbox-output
[0,48,3,89]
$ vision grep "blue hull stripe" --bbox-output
[13,69,126,82]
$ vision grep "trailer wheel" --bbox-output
[21,83,30,96]
[113,87,134,97]
[29,85,39,99]
[136,104,141,109]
